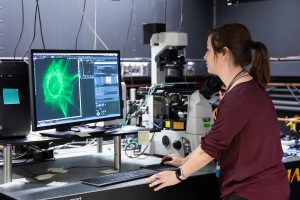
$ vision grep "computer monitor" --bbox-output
[28,49,123,131]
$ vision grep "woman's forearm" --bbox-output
[180,146,214,178]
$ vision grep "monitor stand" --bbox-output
[56,126,72,132]
[39,126,106,139]
[83,124,107,132]
[94,126,108,132]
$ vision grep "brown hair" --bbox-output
[209,23,270,87]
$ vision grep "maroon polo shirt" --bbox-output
[201,79,290,200]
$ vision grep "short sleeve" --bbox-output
[201,92,249,160]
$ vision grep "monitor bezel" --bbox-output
[28,49,123,131]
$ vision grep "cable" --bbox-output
[22,3,38,60]
[36,0,45,49]
[124,142,138,158]
[164,0,168,24]
[122,0,135,87]
[122,0,135,58]
[120,99,143,127]
[121,84,160,127]
[13,151,29,160]
[93,0,97,50]
[124,122,162,159]
[76,0,109,50]
[179,0,183,32]
[21,0,45,59]
[75,0,87,49]
[124,128,159,159]
[13,0,24,60]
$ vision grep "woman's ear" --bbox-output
[222,47,231,61]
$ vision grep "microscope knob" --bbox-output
[173,140,182,150]
[162,135,170,147]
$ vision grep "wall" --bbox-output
[216,0,300,57]
[0,0,212,59]
[1,1,300,59]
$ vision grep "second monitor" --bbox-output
[29,49,123,132]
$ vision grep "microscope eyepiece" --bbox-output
[199,76,223,99]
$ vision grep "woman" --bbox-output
[147,23,290,200]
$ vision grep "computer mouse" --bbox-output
[160,157,172,166]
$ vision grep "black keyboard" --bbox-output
[81,169,157,187]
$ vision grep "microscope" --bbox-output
[140,32,223,157]
[143,76,222,157]
[146,32,188,129]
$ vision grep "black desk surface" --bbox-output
[0,151,219,200]
[1,129,299,200]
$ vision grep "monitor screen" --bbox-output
[29,49,122,131]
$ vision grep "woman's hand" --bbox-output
[161,153,184,167]
[148,171,180,191]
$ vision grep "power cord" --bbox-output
[36,0,45,49]
[179,0,184,32]
[93,0,97,50]
[75,0,87,49]
[22,3,38,59]
[76,0,109,50]
[122,0,135,58]
[21,0,45,59]
[164,0,168,25]
[13,0,24,60]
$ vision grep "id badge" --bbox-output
[216,162,220,178]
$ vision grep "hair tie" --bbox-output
[251,41,256,49]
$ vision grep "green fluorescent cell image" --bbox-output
[42,59,79,117]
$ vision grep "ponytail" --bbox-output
[250,41,270,87]
[209,23,270,87]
